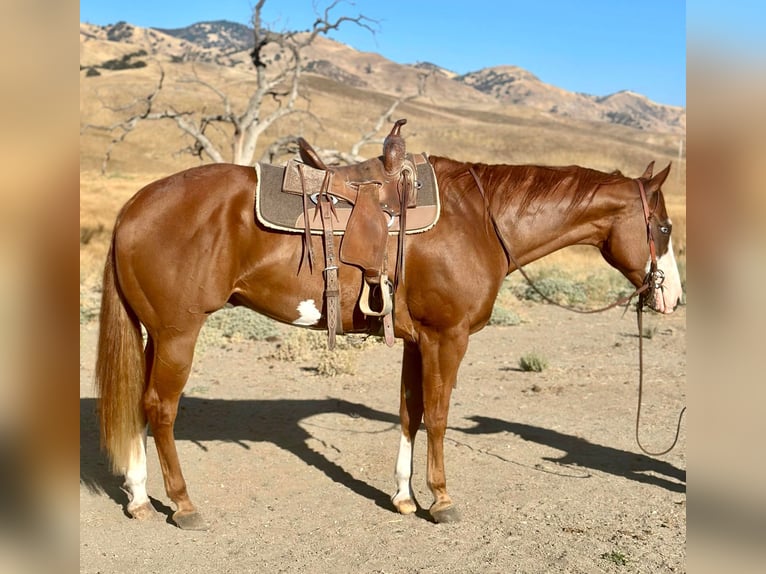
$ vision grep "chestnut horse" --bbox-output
[96,154,682,529]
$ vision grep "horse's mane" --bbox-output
[432,157,629,217]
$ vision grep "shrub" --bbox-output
[199,307,280,349]
[600,550,628,566]
[518,275,587,305]
[272,330,380,377]
[489,306,522,326]
[519,352,548,372]
[80,224,105,245]
[98,50,149,71]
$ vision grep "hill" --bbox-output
[458,66,685,133]
[80,20,684,134]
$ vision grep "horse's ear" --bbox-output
[640,161,655,179]
[647,162,671,194]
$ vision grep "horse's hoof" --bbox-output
[128,501,159,521]
[172,510,208,531]
[393,497,418,515]
[430,503,461,524]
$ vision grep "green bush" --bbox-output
[517,275,587,305]
[489,306,522,326]
[519,352,548,372]
[98,50,149,71]
[199,307,280,347]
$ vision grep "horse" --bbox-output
[95,142,682,530]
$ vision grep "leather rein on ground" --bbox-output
[469,167,685,456]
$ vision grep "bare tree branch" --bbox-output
[81,67,168,173]
[349,72,430,158]
[89,0,378,170]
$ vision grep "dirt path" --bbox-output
[79,303,686,573]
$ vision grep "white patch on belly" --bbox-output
[293,299,322,326]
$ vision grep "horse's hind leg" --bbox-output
[392,341,424,515]
[143,326,207,530]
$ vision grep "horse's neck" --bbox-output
[491,172,625,267]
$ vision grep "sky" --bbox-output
[80,0,689,107]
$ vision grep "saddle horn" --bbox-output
[383,118,407,175]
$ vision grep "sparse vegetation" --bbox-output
[517,274,588,306]
[198,307,281,348]
[271,330,381,377]
[600,550,628,566]
[519,352,548,372]
[95,50,148,71]
[489,306,522,326]
[502,262,640,309]
[80,224,107,246]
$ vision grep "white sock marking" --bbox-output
[124,427,150,509]
[393,434,413,503]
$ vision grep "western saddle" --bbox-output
[283,119,420,349]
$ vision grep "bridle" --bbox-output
[469,168,685,456]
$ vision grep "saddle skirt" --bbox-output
[254,153,440,235]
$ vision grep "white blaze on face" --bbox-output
[648,235,683,314]
[293,299,322,326]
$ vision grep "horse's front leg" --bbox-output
[392,341,424,515]
[420,326,469,523]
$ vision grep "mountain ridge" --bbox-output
[79,20,684,134]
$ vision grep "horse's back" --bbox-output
[117,164,255,229]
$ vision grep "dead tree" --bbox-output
[85,0,376,171]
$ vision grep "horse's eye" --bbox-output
[659,224,671,235]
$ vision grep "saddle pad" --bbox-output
[254,154,440,236]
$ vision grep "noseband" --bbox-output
[469,168,685,456]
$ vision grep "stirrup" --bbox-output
[359,274,394,317]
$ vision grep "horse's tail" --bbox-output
[95,241,146,474]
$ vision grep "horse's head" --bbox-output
[601,162,683,314]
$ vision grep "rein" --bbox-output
[469,167,685,456]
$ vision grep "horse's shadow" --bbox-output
[79,396,404,518]
[455,415,686,493]
[80,400,685,521]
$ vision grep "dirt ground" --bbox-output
[79,302,686,573]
